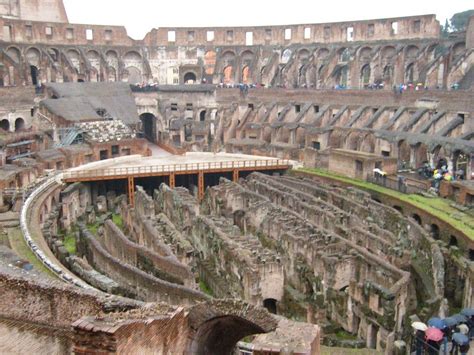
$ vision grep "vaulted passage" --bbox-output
[189,316,266,355]
[140,113,156,142]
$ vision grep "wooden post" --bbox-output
[169,172,176,189]
[128,176,135,207]
[233,169,239,183]
[198,171,204,200]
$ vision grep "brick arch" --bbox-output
[25,46,42,66]
[316,47,330,59]
[6,46,22,63]
[186,300,277,355]
[405,44,419,59]
[359,132,375,153]
[297,48,311,59]
[381,45,396,60]
[357,46,372,61]
[344,130,364,151]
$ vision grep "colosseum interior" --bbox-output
[0,1,473,354]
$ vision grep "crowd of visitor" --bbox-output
[412,308,473,355]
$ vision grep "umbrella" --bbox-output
[457,324,469,335]
[443,316,458,327]
[427,317,447,329]
[460,308,474,317]
[452,313,467,324]
[452,332,469,346]
[411,321,428,331]
[425,327,444,342]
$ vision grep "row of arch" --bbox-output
[0,40,468,86]
[0,117,25,132]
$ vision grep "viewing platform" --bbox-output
[62,153,292,204]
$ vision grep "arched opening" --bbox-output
[78,79,85,83]
[449,235,458,247]
[184,123,192,142]
[383,65,394,86]
[139,113,156,142]
[184,72,197,84]
[30,65,39,86]
[430,224,440,240]
[189,315,266,355]
[398,140,411,169]
[405,63,415,83]
[0,119,10,131]
[393,205,403,213]
[199,110,206,122]
[340,66,348,87]
[14,117,25,131]
[263,298,277,314]
[469,249,474,262]
[242,66,250,84]
[412,214,422,226]
[360,64,371,88]
[223,66,233,84]
[453,150,468,180]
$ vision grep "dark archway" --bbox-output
[449,235,458,247]
[0,119,10,131]
[190,315,266,355]
[184,72,197,84]
[430,224,440,240]
[140,113,157,142]
[184,123,192,142]
[393,205,403,213]
[263,298,277,314]
[15,117,25,131]
[199,110,207,122]
[412,214,422,226]
[30,65,39,86]
[360,64,371,88]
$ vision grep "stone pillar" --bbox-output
[409,145,416,169]
[289,129,296,145]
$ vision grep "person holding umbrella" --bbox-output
[411,321,427,355]
[451,332,470,355]
[460,308,474,340]
[428,317,449,353]
[425,327,444,354]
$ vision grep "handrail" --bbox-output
[20,173,94,289]
[63,159,291,181]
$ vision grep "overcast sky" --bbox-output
[63,0,473,40]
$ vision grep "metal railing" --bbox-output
[63,159,291,181]
[367,175,427,195]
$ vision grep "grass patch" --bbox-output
[199,280,213,296]
[87,222,100,235]
[112,214,123,230]
[295,168,474,240]
[7,228,55,278]
[335,329,358,340]
[63,233,76,255]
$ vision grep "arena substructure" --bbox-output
[0,1,473,354]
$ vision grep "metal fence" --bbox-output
[367,175,427,195]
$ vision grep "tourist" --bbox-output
[414,329,425,355]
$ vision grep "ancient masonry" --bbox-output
[0,1,473,354]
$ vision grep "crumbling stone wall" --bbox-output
[77,225,208,305]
